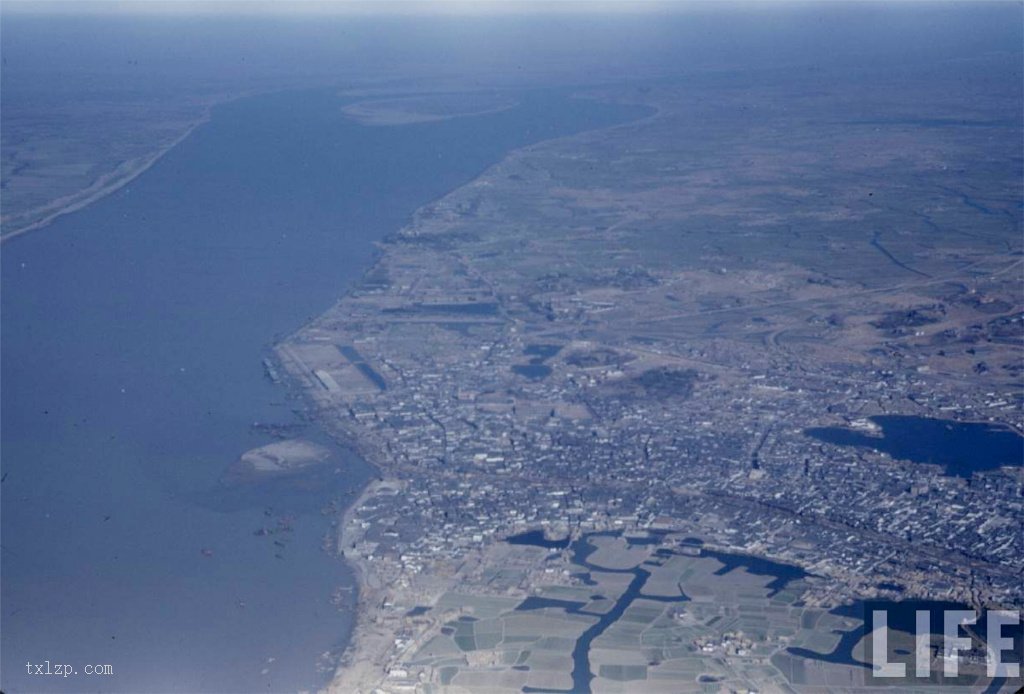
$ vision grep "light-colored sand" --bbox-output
[238,438,332,474]
[341,93,516,127]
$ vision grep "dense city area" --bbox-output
[275,76,1023,691]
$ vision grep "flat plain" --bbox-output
[276,55,1023,692]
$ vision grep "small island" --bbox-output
[223,439,333,483]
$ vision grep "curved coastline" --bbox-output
[2,84,652,692]
[270,93,657,694]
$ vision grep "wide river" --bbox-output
[1,87,645,692]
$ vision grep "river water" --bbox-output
[1,87,646,693]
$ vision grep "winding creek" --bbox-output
[515,531,816,694]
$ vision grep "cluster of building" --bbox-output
[286,292,1022,614]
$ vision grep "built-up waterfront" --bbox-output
[1,87,641,692]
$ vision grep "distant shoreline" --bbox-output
[1,114,213,244]
[340,93,518,126]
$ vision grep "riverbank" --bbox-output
[273,341,395,693]
[0,82,294,243]
[268,94,657,693]
[4,84,526,693]
[330,478,401,693]
[1,114,209,242]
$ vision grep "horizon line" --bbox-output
[4,0,1021,16]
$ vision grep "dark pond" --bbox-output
[507,529,572,549]
[806,415,1023,478]
[785,598,1021,693]
[513,364,553,379]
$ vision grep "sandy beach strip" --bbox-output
[1,115,212,244]
[272,342,394,693]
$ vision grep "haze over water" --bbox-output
[2,5,1022,692]
[0,84,644,691]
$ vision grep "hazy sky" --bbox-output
[6,0,1004,16]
